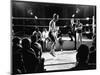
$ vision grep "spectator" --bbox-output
[41,28,49,51]
[70,44,90,70]
[31,35,42,58]
[88,50,96,66]
[31,35,45,72]
[88,43,96,67]
[88,34,96,66]
[32,27,42,42]
[12,37,25,74]
[12,37,21,53]
[32,27,43,49]
[21,38,39,73]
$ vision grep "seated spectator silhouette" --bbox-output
[88,34,96,66]
[88,47,96,69]
[88,50,96,68]
[21,38,39,73]
[90,34,96,52]
[70,44,90,70]
[12,37,21,54]
[12,37,25,74]
[31,35,42,58]
[31,35,45,72]
[32,27,43,49]
[32,27,42,42]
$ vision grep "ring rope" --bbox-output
[12,24,93,27]
[12,17,93,20]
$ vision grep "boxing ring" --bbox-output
[42,50,77,71]
[12,17,94,71]
[42,36,93,71]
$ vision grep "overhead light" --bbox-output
[86,24,89,26]
[86,17,90,20]
[35,16,38,19]
[30,12,33,15]
[72,14,75,17]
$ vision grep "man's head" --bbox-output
[53,13,59,21]
[21,38,31,49]
[12,37,21,45]
[76,44,89,64]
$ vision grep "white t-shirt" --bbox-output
[42,31,49,41]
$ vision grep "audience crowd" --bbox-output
[12,27,96,74]
[12,35,45,74]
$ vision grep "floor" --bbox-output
[42,50,77,71]
[42,36,93,71]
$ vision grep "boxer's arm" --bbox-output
[49,20,53,31]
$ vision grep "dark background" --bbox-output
[12,1,96,36]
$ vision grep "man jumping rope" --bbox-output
[48,13,59,57]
